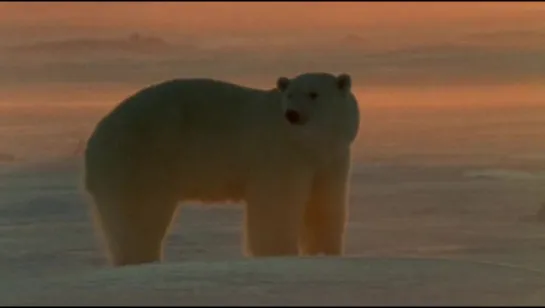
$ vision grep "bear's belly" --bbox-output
[174,153,252,204]
[171,132,267,204]
[179,178,246,204]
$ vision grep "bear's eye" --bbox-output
[309,92,318,100]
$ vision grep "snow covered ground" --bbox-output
[2,158,545,305]
[6,257,545,306]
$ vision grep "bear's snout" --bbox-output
[285,109,304,125]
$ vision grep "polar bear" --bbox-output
[84,72,360,266]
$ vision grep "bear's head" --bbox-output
[276,72,360,153]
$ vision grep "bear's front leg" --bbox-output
[299,154,351,256]
[243,171,313,257]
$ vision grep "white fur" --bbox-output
[84,73,360,266]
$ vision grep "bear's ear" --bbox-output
[276,77,290,92]
[337,73,351,92]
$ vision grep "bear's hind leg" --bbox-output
[91,192,179,267]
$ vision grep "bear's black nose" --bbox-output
[285,109,302,125]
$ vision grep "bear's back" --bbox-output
[84,78,284,196]
[94,79,280,140]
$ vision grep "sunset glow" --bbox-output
[0,2,544,161]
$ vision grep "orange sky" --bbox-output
[0,2,544,98]
[0,2,544,42]
[1,2,544,164]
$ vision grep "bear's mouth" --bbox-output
[285,109,305,125]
